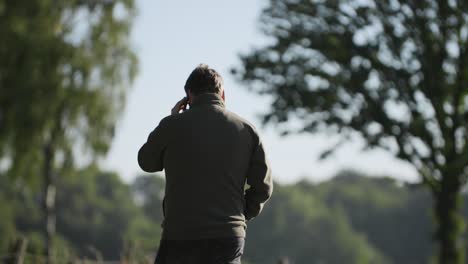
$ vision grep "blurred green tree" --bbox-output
[2,167,467,263]
[132,174,166,223]
[0,0,138,261]
[234,0,468,263]
[56,167,156,260]
[0,167,160,261]
[244,181,390,264]
[129,174,166,256]
[316,171,434,263]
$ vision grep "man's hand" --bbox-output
[171,97,188,115]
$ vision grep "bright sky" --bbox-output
[103,0,419,184]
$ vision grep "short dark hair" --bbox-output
[184,64,223,95]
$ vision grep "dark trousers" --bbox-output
[154,237,245,264]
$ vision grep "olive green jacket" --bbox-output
[138,93,272,240]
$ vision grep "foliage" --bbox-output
[0,169,161,262]
[2,169,468,263]
[132,174,166,224]
[315,171,434,263]
[55,167,139,259]
[0,0,138,259]
[244,180,390,264]
[0,0,138,181]
[233,0,468,262]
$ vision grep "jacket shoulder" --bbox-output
[224,110,260,137]
[158,113,183,127]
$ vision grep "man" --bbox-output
[138,64,273,264]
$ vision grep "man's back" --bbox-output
[138,93,272,240]
[138,64,272,263]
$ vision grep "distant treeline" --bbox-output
[0,169,467,263]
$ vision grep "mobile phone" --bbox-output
[182,96,189,111]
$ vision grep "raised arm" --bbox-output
[138,117,172,172]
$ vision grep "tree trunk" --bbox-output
[6,237,28,264]
[43,140,56,264]
[434,174,464,264]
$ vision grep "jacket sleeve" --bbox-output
[138,117,172,172]
[244,132,273,220]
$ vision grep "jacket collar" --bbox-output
[190,93,225,109]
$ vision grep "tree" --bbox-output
[3,167,468,262]
[233,0,468,263]
[56,167,145,260]
[132,174,166,223]
[316,171,434,263]
[244,182,390,264]
[0,0,138,262]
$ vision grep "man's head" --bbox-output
[184,64,224,102]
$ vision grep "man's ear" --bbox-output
[221,90,225,102]
[187,90,193,104]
